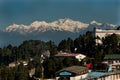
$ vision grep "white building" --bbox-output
[94,29,120,44]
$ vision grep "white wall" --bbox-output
[95,29,120,44]
[95,29,120,39]
[75,54,86,61]
[56,73,88,80]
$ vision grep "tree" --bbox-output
[58,39,67,51]
[58,38,74,52]
[46,40,57,56]
[63,57,73,67]
[43,58,56,78]
[15,63,29,80]
[102,34,120,54]
[0,67,15,80]
[55,59,64,71]
[34,63,42,78]
[74,31,95,57]
[117,26,120,30]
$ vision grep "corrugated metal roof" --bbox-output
[88,72,109,78]
[56,66,88,75]
[83,71,120,80]
[104,54,120,59]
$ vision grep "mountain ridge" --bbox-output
[4,18,117,34]
[0,18,118,47]
[4,19,89,33]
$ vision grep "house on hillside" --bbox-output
[54,52,86,61]
[103,54,120,71]
[8,61,20,67]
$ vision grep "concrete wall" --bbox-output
[75,54,86,61]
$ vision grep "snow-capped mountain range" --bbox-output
[0,18,117,47]
[4,18,89,33]
[4,18,116,33]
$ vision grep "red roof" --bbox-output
[55,53,79,57]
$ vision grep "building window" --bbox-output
[114,61,116,64]
[108,60,113,64]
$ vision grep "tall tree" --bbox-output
[43,58,56,78]
[102,34,120,54]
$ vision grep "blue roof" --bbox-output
[82,72,113,80]
[104,54,120,59]
[88,72,108,78]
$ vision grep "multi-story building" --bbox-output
[94,28,120,44]
[104,54,120,70]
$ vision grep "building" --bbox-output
[8,61,20,67]
[104,54,120,70]
[95,29,120,38]
[54,52,86,61]
[56,66,88,80]
[55,65,120,80]
[83,71,120,80]
[94,28,120,44]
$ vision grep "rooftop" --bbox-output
[82,72,112,80]
[56,66,88,76]
[104,54,120,59]
[55,53,82,57]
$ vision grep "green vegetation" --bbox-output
[0,31,119,79]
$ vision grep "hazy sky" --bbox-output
[0,0,120,30]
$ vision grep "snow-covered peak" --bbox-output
[90,20,102,25]
[5,24,22,32]
[106,23,117,28]
[4,18,116,34]
[30,21,48,27]
[4,19,89,33]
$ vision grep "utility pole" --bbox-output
[41,66,44,80]
[41,55,44,80]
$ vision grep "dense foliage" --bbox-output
[0,31,119,79]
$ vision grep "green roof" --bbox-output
[104,54,120,59]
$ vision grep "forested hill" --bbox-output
[0,31,119,66]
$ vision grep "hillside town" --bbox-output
[1,0,120,80]
[0,28,119,80]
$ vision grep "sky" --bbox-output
[0,0,120,30]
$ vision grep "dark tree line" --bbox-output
[43,57,81,78]
[58,32,120,61]
[58,31,96,57]
[0,40,57,66]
